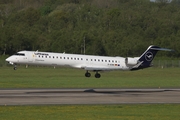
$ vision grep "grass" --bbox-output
[0,66,180,120]
[0,66,180,88]
[0,104,180,120]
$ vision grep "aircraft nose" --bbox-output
[5,57,10,62]
[5,57,14,65]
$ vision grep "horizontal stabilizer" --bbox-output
[150,47,174,51]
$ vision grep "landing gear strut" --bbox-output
[85,71,91,77]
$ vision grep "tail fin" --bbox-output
[131,45,173,70]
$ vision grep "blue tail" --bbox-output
[131,45,173,70]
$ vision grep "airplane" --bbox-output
[5,45,172,78]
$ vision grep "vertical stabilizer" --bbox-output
[131,45,172,70]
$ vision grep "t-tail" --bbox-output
[130,45,173,70]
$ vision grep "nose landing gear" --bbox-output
[14,65,17,70]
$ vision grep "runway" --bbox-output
[0,89,180,105]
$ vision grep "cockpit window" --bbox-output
[15,53,25,56]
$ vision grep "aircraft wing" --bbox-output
[84,66,120,71]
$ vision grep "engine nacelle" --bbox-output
[125,57,138,66]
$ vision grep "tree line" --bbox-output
[0,0,180,58]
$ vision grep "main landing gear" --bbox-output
[85,71,91,77]
[85,71,101,78]
[95,72,101,78]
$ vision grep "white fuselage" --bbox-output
[6,51,134,71]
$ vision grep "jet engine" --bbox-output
[125,57,138,66]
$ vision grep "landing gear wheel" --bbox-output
[85,72,91,77]
[95,73,101,78]
[14,67,17,70]
[14,65,17,70]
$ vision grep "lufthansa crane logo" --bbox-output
[145,52,153,61]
